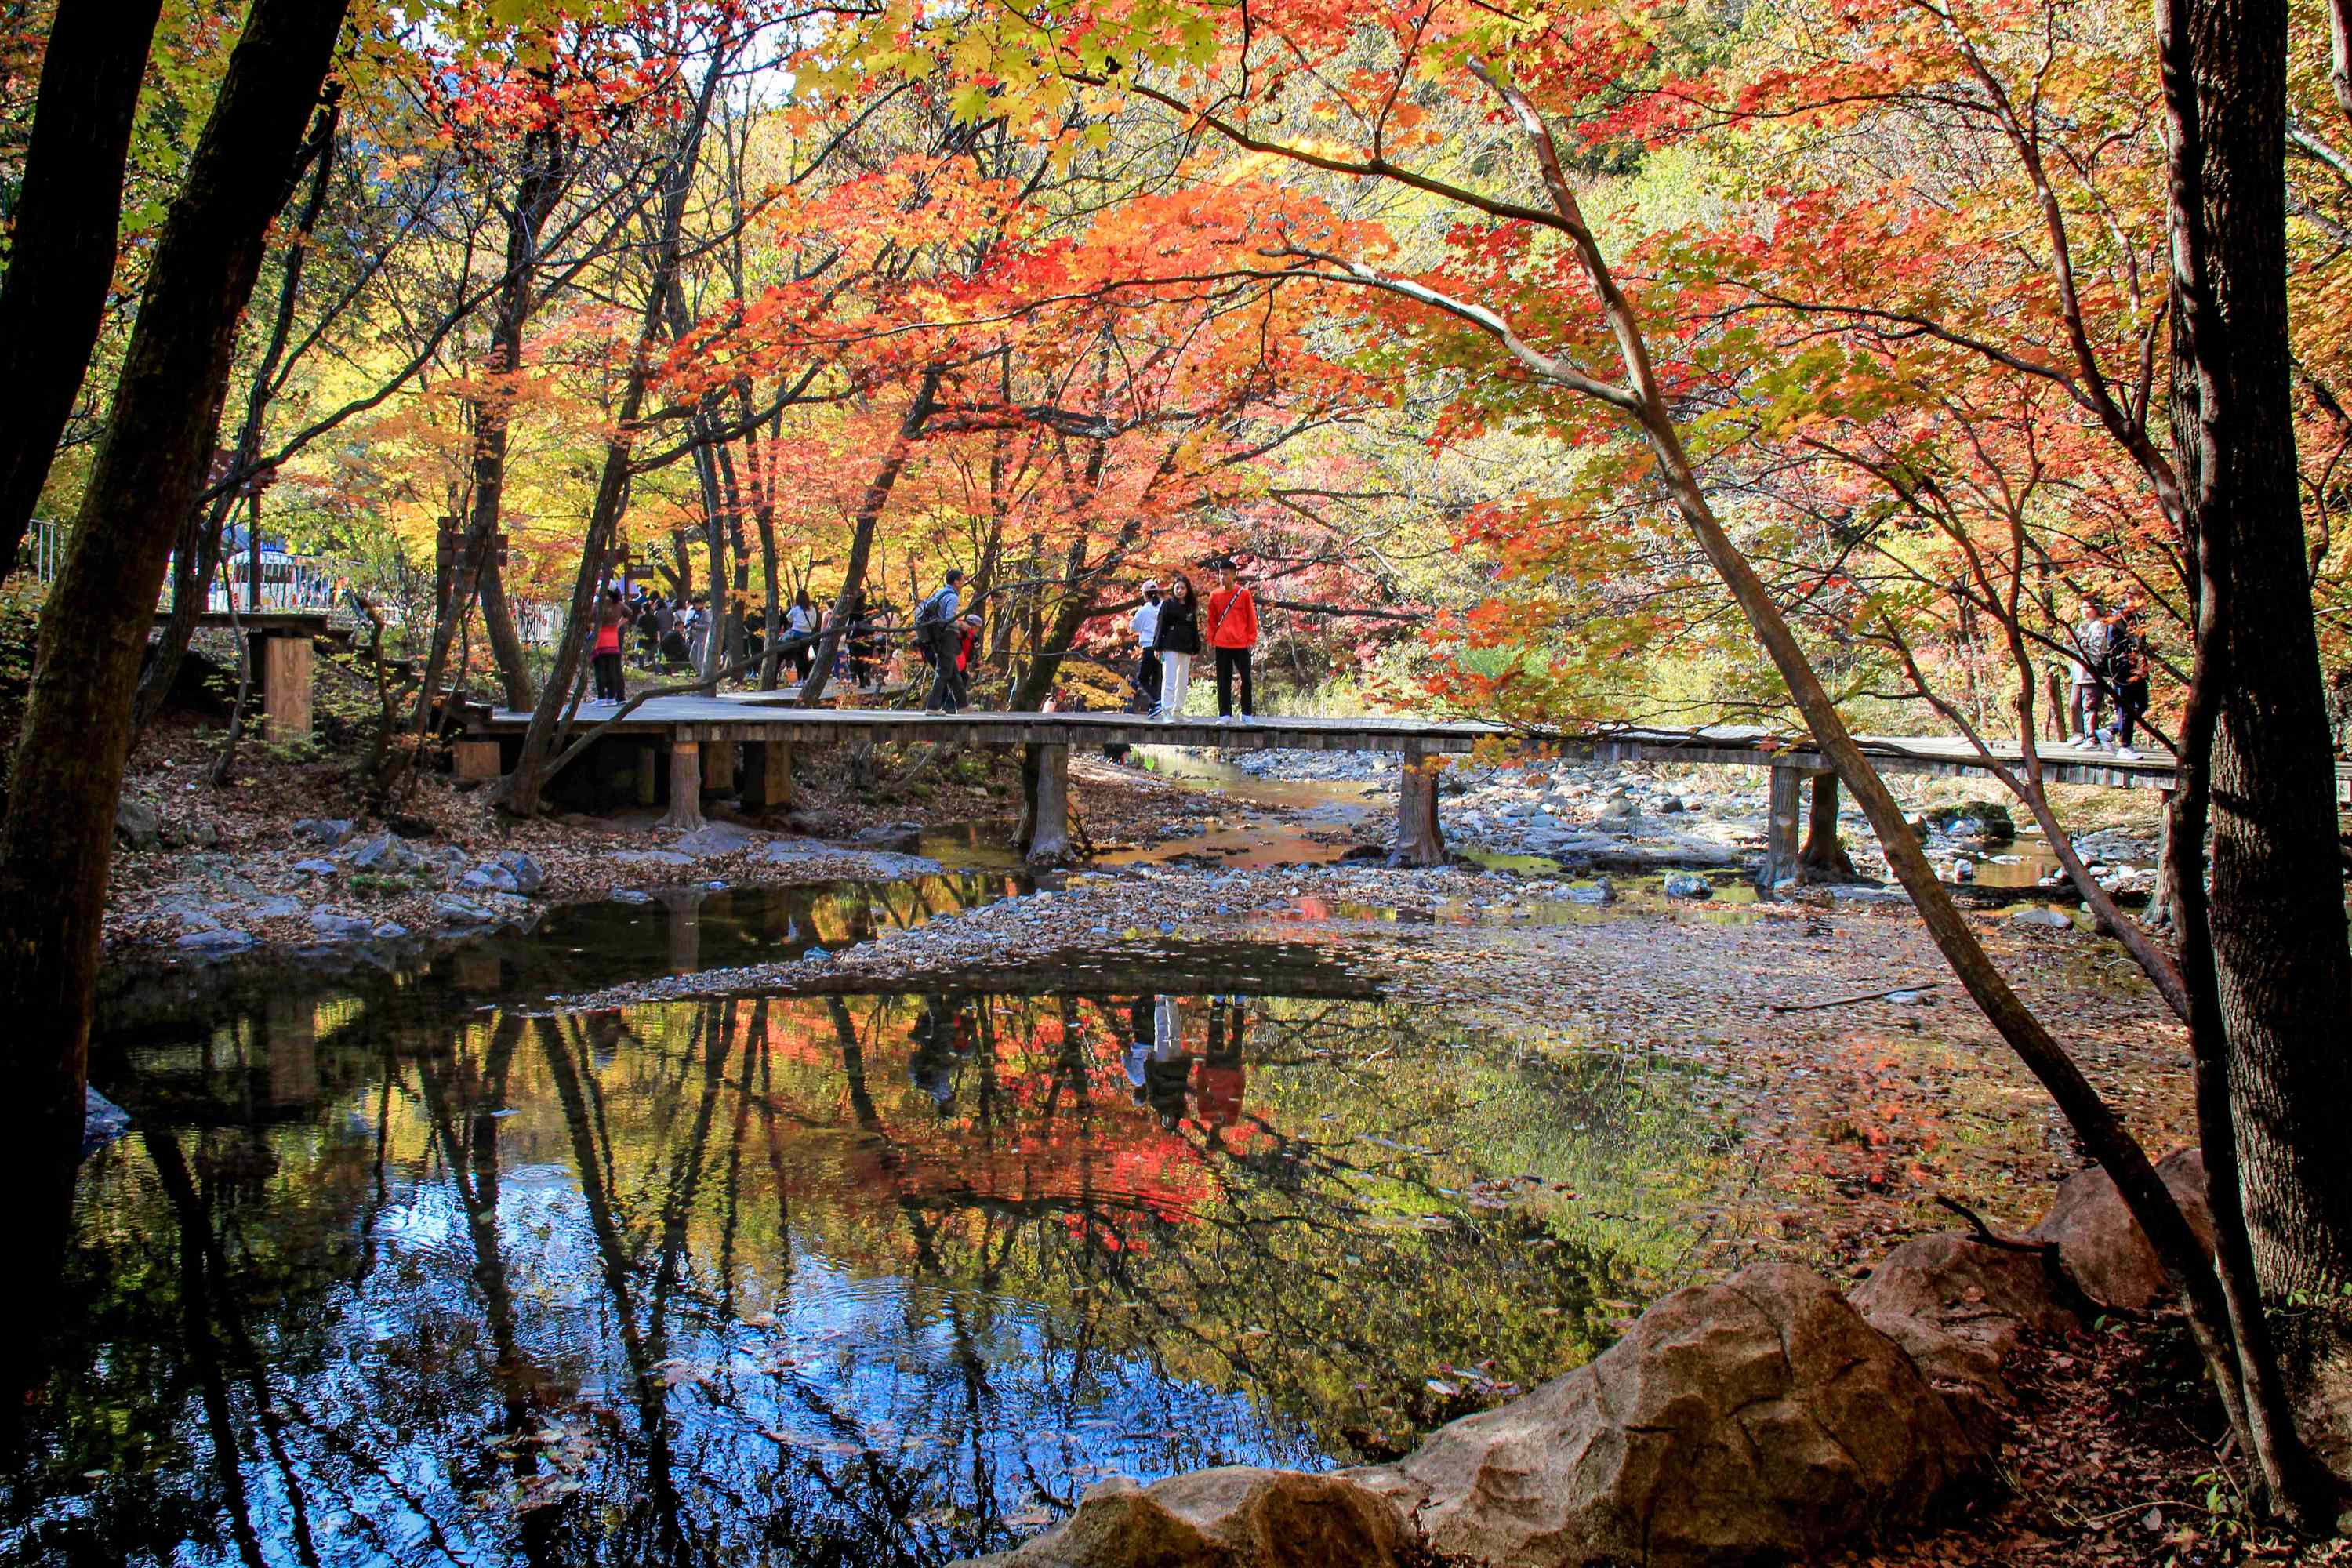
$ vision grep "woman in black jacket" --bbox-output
[1152,575,1200,719]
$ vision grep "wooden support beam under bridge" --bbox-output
[457,700,2314,879]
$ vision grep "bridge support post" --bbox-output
[659,737,705,831]
[1798,771,1856,882]
[1018,742,1072,865]
[741,740,794,811]
[256,631,313,740]
[1760,765,1806,888]
[454,739,503,782]
[699,741,736,800]
[1390,749,1446,867]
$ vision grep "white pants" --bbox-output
[1156,652,1192,717]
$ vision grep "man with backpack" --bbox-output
[916,568,965,713]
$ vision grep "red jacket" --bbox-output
[1205,586,1257,648]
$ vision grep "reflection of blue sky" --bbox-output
[28,961,1700,1566]
[52,1123,1319,1566]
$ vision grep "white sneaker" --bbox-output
[1240,713,1254,725]
[2114,746,2141,760]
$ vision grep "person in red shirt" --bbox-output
[1204,557,1258,723]
[953,613,982,709]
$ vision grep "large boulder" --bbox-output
[2031,1148,2213,1310]
[1351,1260,1980,1567]
[1851,1232,2078,1438]
[958,1467,1411,1568]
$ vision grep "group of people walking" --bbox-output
[585,552,1261,716]
[1129,558,1259,722]
[2065,597,2151,760]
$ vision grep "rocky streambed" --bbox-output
[1211,746,2165,901]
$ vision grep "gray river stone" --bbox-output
[673,822,762,858]
[176,927,255,956]
[338,833,412,871]
[612,848,695,869]
[115,798,163,851]
[307,909,378,941]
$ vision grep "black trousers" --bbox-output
[2112,680,2150,746]
[593,651,624,701]
[925,626,964,710]
[1214,646,1253,716]
[1134,646,1162,712]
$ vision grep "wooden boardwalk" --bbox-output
[459,696,2346,873]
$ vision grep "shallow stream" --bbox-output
[10,851,1752,1566]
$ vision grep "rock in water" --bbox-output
[1661,870,1712,900]
[82,1087,132,1157]
[957,1467,1411,1567]
[1352,1261,1979,1566]
[2031,1148,2212,1310]
[1922,800,2016,845]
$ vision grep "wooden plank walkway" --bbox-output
[467,699,2186,785]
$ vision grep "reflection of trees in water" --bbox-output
[17,983,1737,1567]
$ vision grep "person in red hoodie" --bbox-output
[1204,557,1258,723]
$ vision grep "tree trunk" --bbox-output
[794,368,942,705]
[1443,56,2278,1499]
[2176,0,2352,1300]
[0,0,166,579]
[503,38,734,814]
[0,0,350,1246]
[464,125,566,713]
[136,95,342,738]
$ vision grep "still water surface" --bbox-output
[9,880,1742,1567]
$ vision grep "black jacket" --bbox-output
[1153,596,1201,655]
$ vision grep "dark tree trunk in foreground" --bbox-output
[0,0,167,579]
[0,0,351,1236]
[2154,0,2341,1519]
[2172,0,2352,1300]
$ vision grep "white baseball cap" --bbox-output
[1141,579,1160,592]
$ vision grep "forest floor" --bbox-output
[86,703,2352,1566]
